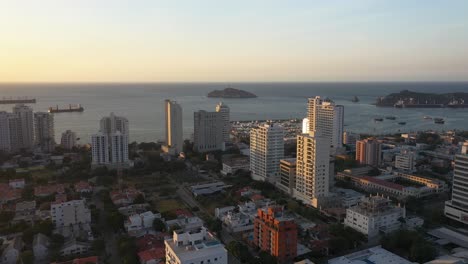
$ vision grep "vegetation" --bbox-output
[328,223,366,255]
[117,235,139,264]
[153,218,166,232]
[381,229,437,263]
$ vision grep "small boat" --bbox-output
[374,118,383,122]
[398,122,406,125]
[434,118,445,124]
[351,96,359,103]
[385,116,396,120]
[423,116,432,120]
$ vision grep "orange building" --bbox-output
[253,206,298,263]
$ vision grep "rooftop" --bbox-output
[328,246,413,264]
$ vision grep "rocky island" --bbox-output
[207,88,257,98]
[376,90,468,108]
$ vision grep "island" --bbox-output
[376,90,468,108]
[207,88,257,98]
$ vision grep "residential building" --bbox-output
[34,112,55,152]
[253,206,298,263]
[307,96,344,154]
[294,133,330,208]
[250,124,284,182]
[334,188,365,208]
[193,110,224,152]
[445,141,468,224]
[59,239,90,256]
[278,158,296,195]
[302,118,309,134]
[356,138,382,167]
[215,102,231,143]
[9,178,25,189]
[13,200,36,224]
[1,236,23,264]
[344,195,405,237]
[52,256,98,264]
[92,113,129,167]
[328,246,413,264]
[343,131,360,148]
[165,227,228,264]
[33,233,50,262]
[13,104,34,150]
[215,202,258,233]
[51,200,91,228]
[61,130,77,150]
[0,111,13,152]
[163,99,183,154]
[220,157,250,176]
[165,216,204,232]
[395,149,416,171]
[125,211,159,235]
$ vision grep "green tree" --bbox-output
[20,250,34,264]
[153,218,166,232]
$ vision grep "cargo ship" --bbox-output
[0,97,36,104]
[48,104,84,113]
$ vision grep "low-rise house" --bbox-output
[59,239,91,256]
[1,236,23,264]
[221,158,250,176]
[33,233,50,262]
[110,188,142,207]
[34,184,65,197]
[8,178,25,189]
[165,216,204,232]
[125,211,159,236]
[0,183,21,204]
[13,200,37,224]
[190,182,231,197]
[74,181,93,194]
[52,256,98,264]
[138,247,165,264]
[328,246,413,264]
[118,203,151,217]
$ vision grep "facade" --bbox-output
[33,233,50,262]
[307,96,344,154]
[0,112,13,152]
[59,240,91,256]
[445,141,468,224]
[215,102,231,143]
[164,100,183,154]
[395,150,416,172]
[193,110,224,152]
[13,104,34,150]
[356,138,382,167]
[250,124,284,182]
[294,133,330,208]
[1,236,23,264]
[34,112,55,152]
[51,200,91,228]
[61,130,77,150]
[92,113,129,167]
[344,195,405,237]
[278,158,296,195]
[253,206,298,263]
[125,211,158,234]
[165,227,228,264]
[343,131,360,147]
[220,157,250,176]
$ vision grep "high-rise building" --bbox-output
[250,124,284,182]
[394,149,416,172]
[294,132,330,208]
[445,141,468,224]
[13,104,34,150]
[356,138,382,167]
[307,96,344,154]
[165,227,227,264]
[163,100,183,154]
[302,117,309,134]
[0,112,12,153]
[193,110,224,152]
[215,102,231,144]
[99,112,129,135]
[278,158,296,195]
[61,130,77,150]
[34,112,55,153]
[92,113,129,167]
[253,206,297,263]
[343,131,360,148]
[91,133,109,165]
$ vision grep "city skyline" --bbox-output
[1,1,468,82]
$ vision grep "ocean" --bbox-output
[1,82,468,144]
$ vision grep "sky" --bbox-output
[1,0,468,82]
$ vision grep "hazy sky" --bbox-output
[1,0,468,82]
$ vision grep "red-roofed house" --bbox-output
[74,181,93,194]
[0,183,22,204]
[9,178,25,189]
[110,188,142,207]
[138,247,165,264]
[51,256,98,264]
[174,208,193,218]
[34,184,65,197]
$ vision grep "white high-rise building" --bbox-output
[445,141,468,224]
[92,113,129,167]
[51,200,91,228]
[100,112,129,135]
[110,131,129,164]
[163,100,183,154]
[61,130,77,150]
[193,110,224,152]
[302,118,309,134]
[307,96,344,154]
[13,104,34,150]
[91,133,109,165]
[165,227,227,264]
[215,102,231,144]
[293,132,330,208]
[249,124,284,182]
[34,112,55,153]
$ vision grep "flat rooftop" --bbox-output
[328,246,414,264]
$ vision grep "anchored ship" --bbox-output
[48,104,84,113]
